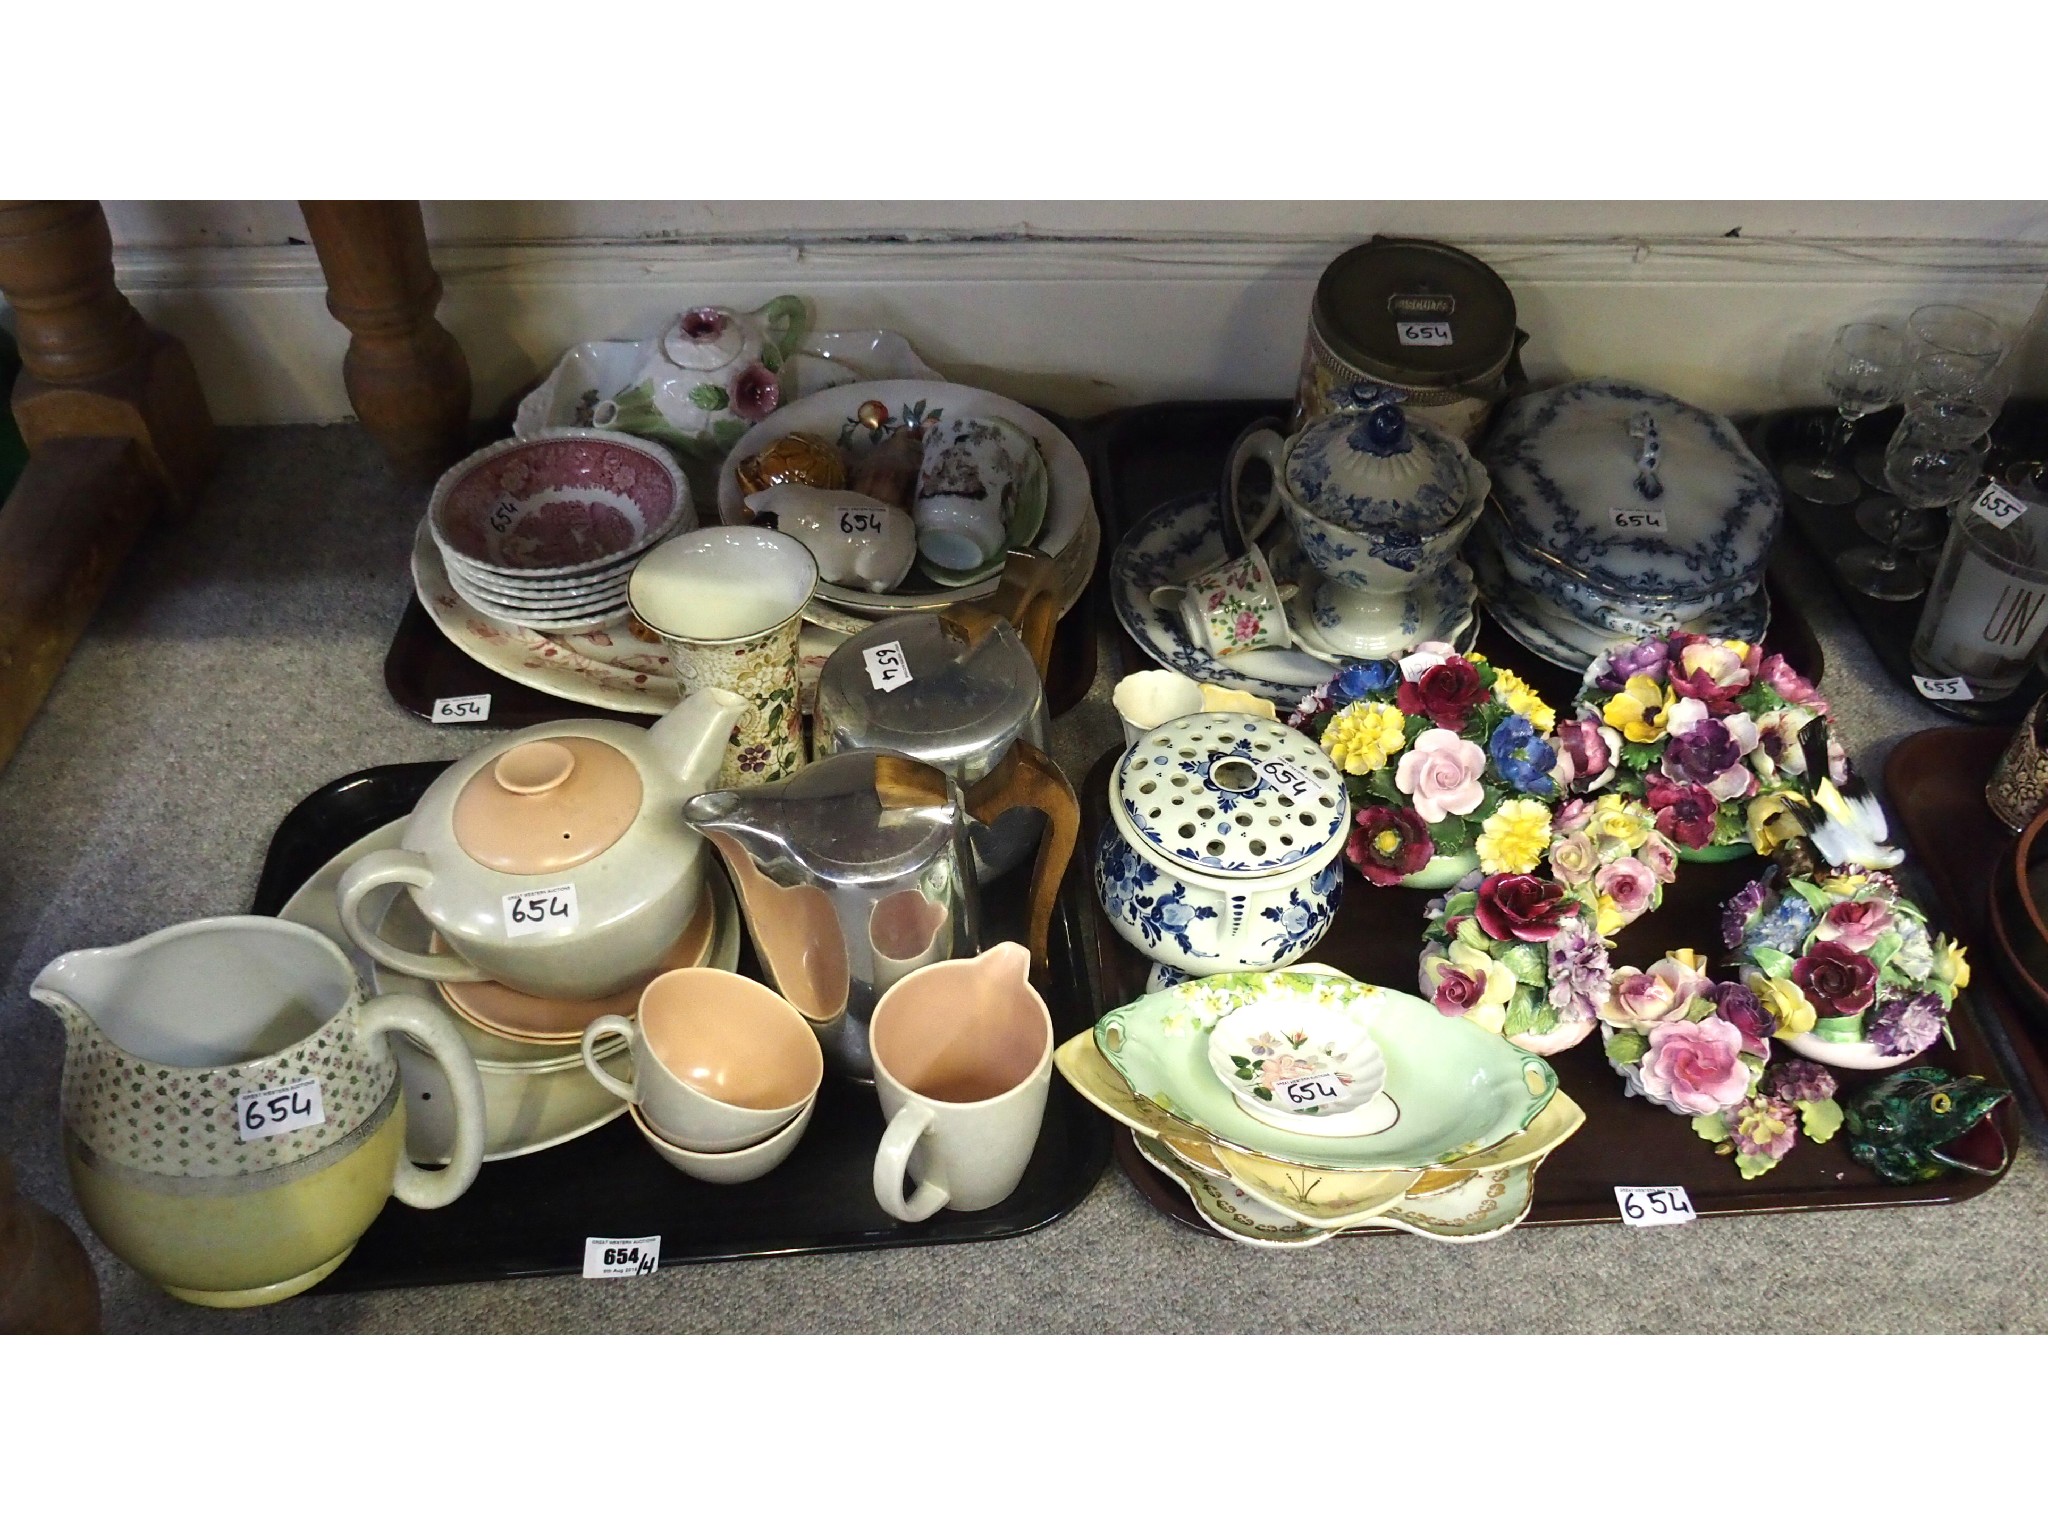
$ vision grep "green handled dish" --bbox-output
[1094,968,1557,1172]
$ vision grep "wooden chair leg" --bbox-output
[300,200,472,480]
[0,199,217,506]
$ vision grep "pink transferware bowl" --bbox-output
[429,429,692,578]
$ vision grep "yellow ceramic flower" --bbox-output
[1591,792,1653,850]
[1476,798,1554,875]
[1933,938,1971,991]
[1594,894,1627,938]
[1491,667,1557,734]
[1820,870,1868,897]
[1602,673,1673,744]
[1746,791,1811,857]
[1321,701,1407,776]
[1750,974,1817,1036]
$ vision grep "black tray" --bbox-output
[250,763,1112,1289]
[1758,403,2048,726]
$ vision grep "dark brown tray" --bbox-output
[1758,405,2048,727]
[1885,726,2048,1118]
[249,762,1113,1289]
[1084,746,2017,1240]
[1090,400,1824,709]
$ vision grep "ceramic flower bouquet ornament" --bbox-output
[1567,633,1838,861]
[1419,873,1609,1056]
[1289,642,1562,890]
[1543,793,1678,937]
[1723,869,1971,1070]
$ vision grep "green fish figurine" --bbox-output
[1843,1067,2011,1185]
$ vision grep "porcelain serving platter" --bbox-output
[248,762,1112,1289]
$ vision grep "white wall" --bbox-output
[79,201,2048,425]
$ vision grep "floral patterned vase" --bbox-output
[668,612,808,787]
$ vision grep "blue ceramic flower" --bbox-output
[1489,715,1558,795]
[1330,660,1399,703]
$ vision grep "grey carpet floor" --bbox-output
[2,424,2042,1333]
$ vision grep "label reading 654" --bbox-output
[1278,1073,1344,1108]
[236,1077,326,1142]
[840,509,885,535]
[1610,508,1669,533]
[1396,320,1454,347]
[430,693,492,724]
[583,1236,661,1278]
[502,883,579,938]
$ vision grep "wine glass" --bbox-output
[1838,414,1987,600]
[1782,322,1905,504]
[1855,304,2011,488]
[1854,393,1996,550]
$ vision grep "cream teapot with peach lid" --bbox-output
[336,687,745,999]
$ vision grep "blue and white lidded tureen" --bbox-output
[1095,712,1348,976]
[1479,378,1783,619]
[1226,386,1490,659]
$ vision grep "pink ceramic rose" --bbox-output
[1599,954,1712,1027]
[1757,650,1826,707]
[1394,728,1488,823]
[1549,830,1601,887]
[1637,831,1680,884]
[1638,1016,1752,1115]
[1815,898,1894,953]
[1594,857,1658,918]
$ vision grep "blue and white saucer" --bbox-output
[1110,492,1335,705]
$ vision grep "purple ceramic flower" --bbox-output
[1593,638,1672,692]
[731,363,781,423]
[1722,879,1773,950]
[1661,701,1759,801]
[1647,775,1720,850]
[1555,716,1621,794]
[678,307,729,341]
[1763,1058,1837,1106]
[1727,1094,1798,1160]
[1712,980,1774,1057]
[1548,923,1612,1025]
[1869,992,1946,1057]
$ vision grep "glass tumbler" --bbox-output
[1910,476,2048,702]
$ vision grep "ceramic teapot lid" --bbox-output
[451,737,644,875]
[1482,378,1783,600]
[1112,713,1348,879]
[1284,386,1485,535]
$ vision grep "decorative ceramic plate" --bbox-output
[1133,1136,1338,1248]
[513,331,944,443]
[1094,969,1557,1172]
[1211,1091,1582,1227]
[1110,493,1336,705]
[715,381,1095,617]
[1206,994,1391,1136]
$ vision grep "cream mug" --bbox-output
[870,943,1053,1221]
[582,968,823,1151]
[629,525,818,786]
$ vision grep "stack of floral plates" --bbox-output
[426,430,693,636]
[1056,966,1585,1247]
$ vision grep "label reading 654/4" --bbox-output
[237,1077,326,1142]
[502,882,579,938]
[583,1236,661,1279]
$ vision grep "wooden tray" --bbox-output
[1090,399,1824,709]
[1885,725,2048,1118]
[1083,750,2017,1237]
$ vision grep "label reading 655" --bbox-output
[502,883,579,938]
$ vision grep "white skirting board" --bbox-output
[88,234,2048,427]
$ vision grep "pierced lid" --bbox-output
[451,737,644,876]
[1284,386,1486,535]
[1112,713,1348,878]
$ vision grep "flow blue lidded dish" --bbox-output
[1476,378,1783,653]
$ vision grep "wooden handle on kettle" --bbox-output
[942,549,1060,683]
[963,738,1079,977]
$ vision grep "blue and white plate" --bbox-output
[1110,493,1337,705]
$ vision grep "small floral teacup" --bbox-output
[1151,545,1297,659]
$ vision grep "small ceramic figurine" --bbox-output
[743,484,916,594]
[1843,1067,2011,1184]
